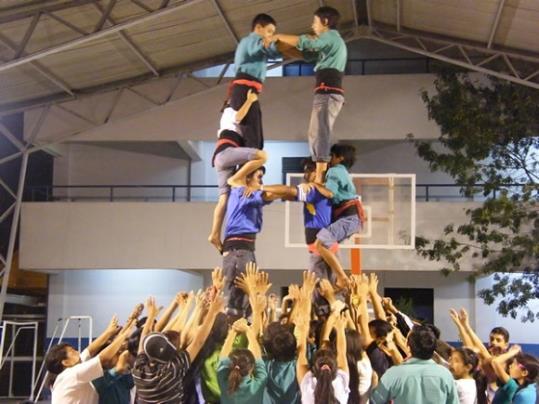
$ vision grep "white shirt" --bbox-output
[217,107,242,137]
[300,369,350,404]
[455,378,477,404]
[358,354,373,402]
[51,348,103,404]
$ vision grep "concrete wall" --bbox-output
[20,201,474,271]
[27,74,441,144]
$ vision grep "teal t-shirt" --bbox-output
[92,369,134,404]
[325,164,356,205]
[296,30,347,72]
[235,32,281,82]
[493,378,537,404]
[263,359,300,404]
[217,357,268,404]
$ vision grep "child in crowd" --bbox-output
[449,347,480,404]
[217,318,268,404]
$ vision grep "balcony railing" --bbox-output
[25,183,531,203]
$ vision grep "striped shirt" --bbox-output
[132,350,190,404]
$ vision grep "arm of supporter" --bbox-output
[220,326,237,359]
[180,291,206,348]
[491,345,521,384]
[368,274,387,321]
[276,40,303,59]
[98,323,134,371]
[154,294,180,333]
[265,40,281,59]
[458,308,492,360]
[357,283,375,348]
[449,309,474,349]
[260,184,297,201]
[275,33,300,48]
[87,315,119,357]
[335,313,349,373]
[313,183,334,199]
[138,296,159,354]
[163,292,194,334]
[185,293,224,362]
[296,34,327,53]
[235,89,258,123]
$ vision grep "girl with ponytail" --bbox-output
[449,347,482,404]
[297,311,350,404]
[217,318,268,404]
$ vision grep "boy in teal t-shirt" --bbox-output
[314,144,362,289]
[276,6,347,183]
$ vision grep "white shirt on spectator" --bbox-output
[455,378,477,404]
[300,369,350,404]
[217,107,242,137]
[358,354,373,403]
[51,348,103,404]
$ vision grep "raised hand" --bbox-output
[268,293,278,309]
[318,278,336,302]
[288,284,301,300]
[105,315,119,336]
[211,267,226,291]
[174,292,189,306]
[246,89,258,103]
[368,273,379,295]
[334,312,348,331]
[128,303,144,322]
[115,350,132,374]
[301,271,318,297]
[458,308,470,326]
[449,308,460,324]
[145,296,160,319]
[254,271,272,295]
[252,293,267,314]
[232,318,249,333]
[208,291,225,315]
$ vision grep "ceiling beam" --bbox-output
[0,0,96,24]
[351,0,359,28]
[396,0,401,32]
[0,32,74,96]
[0,0,206,74]
[13,12,41,59]
[487,0,506,49]
[210,0,239,44]
[92,1,159,76]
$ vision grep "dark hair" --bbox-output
[314,6,340,29]
[408,325,437,360]
[251,13,276,31]
[330,144,356,169]
[453,348,482,403]
[515,353,539,387]
[345,329,363,404]
[312,349,338,404]
[490,327,510,343]
[45,343,72,376]
[302,158,316,173]
[162,330,180,349]
[263,322,297,362]
[368,319,392,339]
[247,166,266,178]
[228,349,255,394]
[423,323,441,340]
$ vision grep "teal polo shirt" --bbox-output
[370,358,459,404]
[234,32,281,82]
[325,164,357,205]
[217,357,268,404]
[297,29,347,72]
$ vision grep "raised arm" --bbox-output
[491,345,521,384]
[235,89,258,123]
[163,292,193,333]
[185,292,224,362]
[98,323,134,369]
[354,275,375,348]
[155,293,181,332]
[449,309,474,348]
[458,308,491,361]
[368,273,387,321]
[88,315,119,357]
[138,296,160,354]
[219,322,238,359]
[275,33,300,47]
[334,313,349,373]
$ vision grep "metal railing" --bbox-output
[25,183,532,203]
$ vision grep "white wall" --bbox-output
[53,143,190,200]
[47,269,203,338]
[21,201,476,271]
[27,75,441,144]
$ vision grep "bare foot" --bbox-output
[208,234,223,254]
[227,177,247,188]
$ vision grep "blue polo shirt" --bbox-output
[234,32,281,82]
[224,187,270,237]
[296,186,332,230]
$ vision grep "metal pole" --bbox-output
[30,321,38,400]
[0,151,30,319]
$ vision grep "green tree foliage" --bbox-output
[408,70,539,321]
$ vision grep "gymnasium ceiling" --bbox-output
[0,0,538,115]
